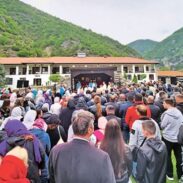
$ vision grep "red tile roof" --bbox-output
[0,57,158,65]
[157,71,183,77]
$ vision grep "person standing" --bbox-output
[48,111,116,183]
[135,120,167,183]
[100,119,132,183]
[161,98,183,181]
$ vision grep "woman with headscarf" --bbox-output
[0,146,30,183]
[30,109,50,183]
[22,110,37,130]
[0,119,45,183]
[50,97,61,116]
[0,106,24,130]
[46,114,67,148]
[43,92,52,109]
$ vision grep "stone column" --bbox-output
[60,65,63,74]
[144,64,146,73]
[26,64,29,75]
[132,64,135,74]
[48,64,51,75]
[121,65,124,73]
[16,65,19,75]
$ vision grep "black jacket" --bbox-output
[177,102,183,115]
[136,137,167,183]
[148,104,161,124]
[59,100,75,136]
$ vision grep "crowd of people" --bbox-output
[0,80,183,183]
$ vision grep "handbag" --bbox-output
[57,126,64,145]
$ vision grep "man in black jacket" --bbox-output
[176,94,183,114]
[135,120,167,183]
[49,110,116,183]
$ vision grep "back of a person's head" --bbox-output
[103,119,122,140]
[54,97,60,103]
[164,98,174,107]
[134,93,143,102]
[100,119,125,176]
[159,91,167,99]
[142,120,156,136]
[94,95,101,104]
[72,111,94,136]
[127,94,134,102]
[106,105,115,115]
[147,95,154,104]
[136,105,147,117]
[42,107,48,113]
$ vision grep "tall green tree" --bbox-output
[132,74,138,83]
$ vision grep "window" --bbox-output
[149,74,154,80]
[10,68,16,75]
[32,67,40,74]
[42,67,48,73]
[22,68,27,75]
[137,75,141,80]
[63,67,70,74]
[146,66,149,71]
[52,67,59,74]
[33,79,42,86]
[124,67,128,73]
[135,67,139,72]
[127,75,131,80]
[6,78,13,85]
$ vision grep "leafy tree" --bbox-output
[49,74,61,84]
[132,74,138,83]
[0,64,5,87]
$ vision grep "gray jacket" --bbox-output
[49,138,116,183]
[161,107,183,143]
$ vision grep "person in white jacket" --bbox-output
[50,97,61,116]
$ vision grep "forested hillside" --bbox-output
[0,0,139,57]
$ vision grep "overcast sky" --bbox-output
[21,0,183,44]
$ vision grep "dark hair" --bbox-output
[36,109,42,119]
[142,120,156,135]
[72,111,94,136]
[134,93,142,102]
[159,91,166,99]
[1,99,10,110]
[127,95,134,102]
[100,119,126,179]
[164,98,174,106]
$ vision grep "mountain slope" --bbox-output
[0,0,139,57]
[145,28,183,69]
[128,39,158,56]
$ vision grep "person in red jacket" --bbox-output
[0,146,30,183]
[125,93,151,130]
